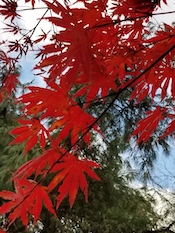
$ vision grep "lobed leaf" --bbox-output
[48,153,101,208]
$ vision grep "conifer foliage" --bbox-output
[0,0,174,230]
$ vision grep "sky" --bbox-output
[153,0,175,24]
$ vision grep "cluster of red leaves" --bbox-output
[0,0,19,21]
[9,118,50,154]
[0,0,175,230]
[0,179,56,226]
[0,148,100,226]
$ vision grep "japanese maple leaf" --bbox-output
[0,0,20,22]
[18,80,70,119]
[9,118,50,153]
[34,30,48,44]
[0,50,14,68]
[48,153,101,208]
[131,107,167,144]
[13,148,64,179]
[147,50,175,99]
[49,104,101,147]
[74,71,117,105]
[129,80,149,104]
[139,27,175,100]
[2,73,20,95]
[0,179,56,226]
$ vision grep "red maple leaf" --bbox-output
[13,148,63,179]
[9,118,50,153]
[48,153,101,208]
[131,107,167,144]
[0,0,20,22]
[0,179,56,226]
[49,104,101,147]
[2,73,19,95]
[18,80,70,118]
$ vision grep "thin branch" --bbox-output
[16,7,47,12]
